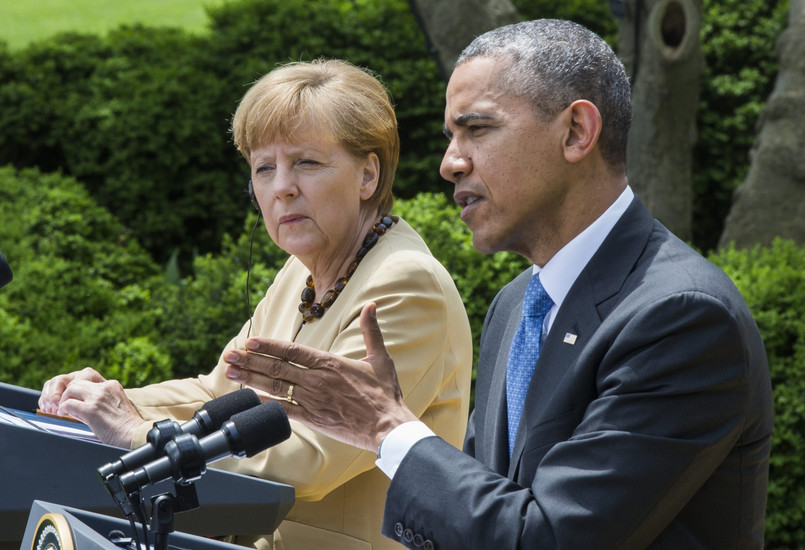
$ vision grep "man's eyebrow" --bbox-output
[443,112,495,138]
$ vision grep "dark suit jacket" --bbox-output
[382,198,773,549]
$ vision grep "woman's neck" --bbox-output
[306,210,379,300]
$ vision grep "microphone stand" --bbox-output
[106,437,203,550]
[149,483,199,550]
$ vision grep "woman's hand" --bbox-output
[39,366,106,414]
[224,303,418,452]
[39,367,148,448]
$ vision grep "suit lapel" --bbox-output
[507,198,655,476]
[485,271,531,474]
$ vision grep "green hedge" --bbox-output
[0,0,447,271]
[0,166,171,387]
[1,0,787,271]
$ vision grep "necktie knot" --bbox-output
[522,274,553,319]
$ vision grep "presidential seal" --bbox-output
[32,513,74,550]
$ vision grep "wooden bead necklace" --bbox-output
[299,214,398,323]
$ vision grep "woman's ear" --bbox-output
[563,100,602,164]
[360,152,380,200]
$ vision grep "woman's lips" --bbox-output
[279,214,307,225]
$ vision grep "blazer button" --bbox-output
[413,533,425,547]
[403,528,414,543]
[423,540,434,550]
[394,522,404,538]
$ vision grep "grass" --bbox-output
[0,0,228,50]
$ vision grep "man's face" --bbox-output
[441,57,569,262]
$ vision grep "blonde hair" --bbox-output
[232,59,399,214]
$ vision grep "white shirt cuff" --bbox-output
[375,421,435,479]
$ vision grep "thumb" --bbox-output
[359,302,387,360]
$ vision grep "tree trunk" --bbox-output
[406,0,520,81]
[619,0,704,241]
[718,0,805,250]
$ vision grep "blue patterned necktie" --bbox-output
[506,273,553,456]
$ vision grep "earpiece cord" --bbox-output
[246,212,262,340]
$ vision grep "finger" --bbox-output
[359,302,387,361]
[244,337,330,372]
[39,375,72,413]
[225,354,304,398]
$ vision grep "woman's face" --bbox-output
[249,127,379,273]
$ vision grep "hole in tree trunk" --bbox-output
[661,0,686,48]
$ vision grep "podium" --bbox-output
[21,500,247,550]
[0,382,294,546]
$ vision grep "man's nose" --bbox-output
[440,143,471,183]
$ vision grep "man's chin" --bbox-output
[470,233,502,256]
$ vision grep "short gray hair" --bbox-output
[456,19,632,170]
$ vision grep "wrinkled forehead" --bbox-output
[444,58,512,122]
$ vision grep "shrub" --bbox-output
[0,165,171,387]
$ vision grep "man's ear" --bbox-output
[562,100,602,163]
[360,152,380,201]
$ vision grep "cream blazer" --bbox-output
[125,218,473,550]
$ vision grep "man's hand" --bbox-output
[224,302,418,452]
[39,367,148,448]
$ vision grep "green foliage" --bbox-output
[511,0,618,44]
[0,27,246,269]
[393,194,530,376]
[0,0,446,271]
[0,166,171,387]
[709,239,805,548]
[694,0,790,251]
[153,212,288,378]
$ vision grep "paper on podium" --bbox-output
[0,406,100,443]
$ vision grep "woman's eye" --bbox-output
[255,164,275,174]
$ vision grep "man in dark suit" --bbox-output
[224,19,773,549]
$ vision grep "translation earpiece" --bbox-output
[248,179,261,214]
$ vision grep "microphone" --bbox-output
[118,401,291,492]
[0,251,12,289]
[98,388,261,480]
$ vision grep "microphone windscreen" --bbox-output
[201,388,261,430]
[0,251,12,289]
[230,401,291,457]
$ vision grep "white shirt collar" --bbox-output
[535,185,634,333]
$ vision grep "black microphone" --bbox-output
[0,251,12,289]
[118,401,291,492]
[98,388,261,480]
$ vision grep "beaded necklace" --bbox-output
[299,214,398,323]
